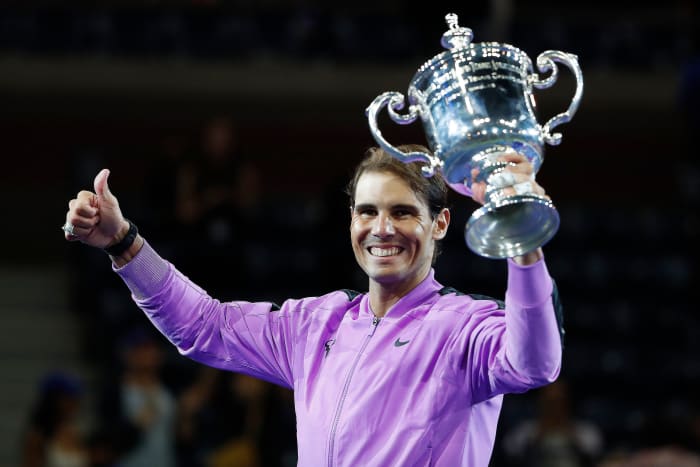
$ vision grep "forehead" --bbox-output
[354,170,427,208]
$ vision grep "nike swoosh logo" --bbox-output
[394,338,410,347]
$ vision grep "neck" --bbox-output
[368,270,431,318]
[368,287,403,318]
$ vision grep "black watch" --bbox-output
[104,219,138,256]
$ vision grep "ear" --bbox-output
[432,208,450,240]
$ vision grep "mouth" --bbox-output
[368,246,404,257]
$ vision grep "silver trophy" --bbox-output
[366,13,583,258]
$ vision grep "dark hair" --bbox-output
[346,145,450,262]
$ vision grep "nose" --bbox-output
[371,212,395,237]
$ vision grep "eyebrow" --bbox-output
[353,203,420,214]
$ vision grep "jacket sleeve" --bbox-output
[450,257,563,403]
[113,240,297,389]
[501,257,562,386]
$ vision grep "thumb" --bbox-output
[93,168,114,201]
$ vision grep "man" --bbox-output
[63,144,563,466]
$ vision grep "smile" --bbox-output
[368,246,403,257]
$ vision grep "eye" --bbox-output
[392,207,418,218]
[356,207,377,217]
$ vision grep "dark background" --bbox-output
[1,1,698,466]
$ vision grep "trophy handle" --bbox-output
[366,91,443,177]
[530,50,584,146]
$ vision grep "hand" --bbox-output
[469,151,548,206]
[63,169,129,249]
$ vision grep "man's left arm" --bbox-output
[465,152,564,395]
[501,247,563,388]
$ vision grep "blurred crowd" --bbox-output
[7,2,699,466]
[15,111,698,467]
[0,2,696,69]
[20,334,297,467]
[23,117,303,467]
[21,367,700,467]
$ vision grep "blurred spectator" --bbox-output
[21,371,89,467]
[176,367,219,467]
[175,116,242,231]
[92,327,177,467]
[598,398,700,467]
[142,131,191,246]
[259,386,297,467]
[206,373,268,467]
[176,367,296,467]
[501,379,603,467]
[173,116,262,297]
[600,447,700,467]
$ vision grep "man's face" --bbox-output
[350,170,449,293]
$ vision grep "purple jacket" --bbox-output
[115,241,563,467]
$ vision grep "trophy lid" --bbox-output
[412,13,530,84]
[440,13,473,50]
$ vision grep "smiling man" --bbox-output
[63,144,563,467]
[348,147,451,316]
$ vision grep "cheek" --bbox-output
[350,216,368,233]
[349,219,364,245]
[410,222,436,252]
[409,221,430,238]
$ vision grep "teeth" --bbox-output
[370,247,401,257]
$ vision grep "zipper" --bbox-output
[327,316,380,467]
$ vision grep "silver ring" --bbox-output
[62,222,76,236]
[513,181,533,195]
[487,171,516,189]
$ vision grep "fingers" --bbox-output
[64,210,100,240]
[63,168,125,249]
[470,179,487,205]
[488,171,535,191]
[492,181,549,201]
[470,152,547,205]
[69,193,99,217]
[494,152,534,178]
[495,150,527,164]
[65,212,100,232]
[64,190,100,241]
[63,225,79,242]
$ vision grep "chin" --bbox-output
[367,268,404,284]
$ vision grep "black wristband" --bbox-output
[104,219,138,257]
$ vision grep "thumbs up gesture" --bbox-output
[63,169,129,249]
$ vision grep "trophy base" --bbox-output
[465,194,559,259]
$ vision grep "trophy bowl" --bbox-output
[366,13,583,258]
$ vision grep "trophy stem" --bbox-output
[465,195,559,259]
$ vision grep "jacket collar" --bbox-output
[360,269,443,320]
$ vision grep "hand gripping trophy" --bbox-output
[366,13,583,258]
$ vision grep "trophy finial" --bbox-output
[446,13,459,30]
[441,13,473,50]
